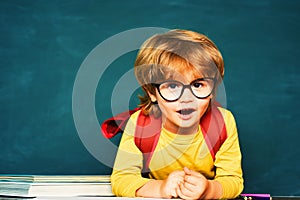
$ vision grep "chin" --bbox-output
[177,121,199,133]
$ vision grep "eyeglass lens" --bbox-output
[158,78,214,101]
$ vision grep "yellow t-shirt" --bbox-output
[111,108,243,198]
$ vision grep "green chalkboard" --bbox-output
[1,0,300,196]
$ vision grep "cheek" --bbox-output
[198,99,211,117]
[157,100,173,114]
[156,96,177,114]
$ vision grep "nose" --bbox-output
[179,86,194,102]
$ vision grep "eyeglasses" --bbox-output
[152,77,215,102]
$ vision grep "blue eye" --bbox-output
[168,83,179,89]
[160,81,181,89]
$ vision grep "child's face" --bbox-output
[149,71,212,135]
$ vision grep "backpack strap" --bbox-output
[200,106,227,160]
[101,108,140,139]
[101,109,160,178]
[134,111,161,177]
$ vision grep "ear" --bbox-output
[147,91,157,103]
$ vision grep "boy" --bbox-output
[108,29,243,199]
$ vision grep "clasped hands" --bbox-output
[160,166,209,199]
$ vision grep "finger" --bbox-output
[177,183,191,200]
[184,167,205,180]
[185,174,202,186]
[170,170,185,179]
[169,174,184,185]
[171,176,184,186]
[176,184,183,198]
[183,181,196,192]
[167,180,178,198]
[171,188,178,198]
[179,181,194,198]
[184,166,191,175]
[186,168,204,178]
[175,170,186,178]
[171,173,184,183]
[178,176,184,185]
[184,175,208,196]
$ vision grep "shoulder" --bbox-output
[123,110,141,136]
[130,109,142,120]
[217,107,236,123]
[217,107,238,135]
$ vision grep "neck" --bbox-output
[177,125,199,135]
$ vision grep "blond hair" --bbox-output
[134,29,224,116]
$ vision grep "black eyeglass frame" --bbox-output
[152,77,216,102]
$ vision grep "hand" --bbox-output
[160,170,185,198]
[176,167,209,199]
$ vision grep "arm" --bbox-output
[111,112,150,197]
[136,170,185,198]
[213,109,244,198]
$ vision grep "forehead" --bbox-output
[151,51,217,84]
[166,70,200,83]
[161,60,208,82]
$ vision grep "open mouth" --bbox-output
[177,108,195,115]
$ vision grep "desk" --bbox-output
[1,197,165,200]
[1,196,300,200]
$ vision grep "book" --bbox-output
[0,175,114,197]
[0,175,111,183]
[240,194,271,200]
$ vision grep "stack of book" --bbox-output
[0,175,114,198]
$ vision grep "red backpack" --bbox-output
[101,104,227,176]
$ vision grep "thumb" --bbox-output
[183,167,191,175]
[184,167,203,177]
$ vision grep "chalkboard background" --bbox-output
[1,0,299,196]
